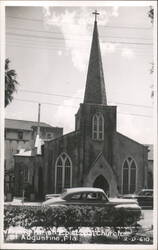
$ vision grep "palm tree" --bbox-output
[5,58,19,107]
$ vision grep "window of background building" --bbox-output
[47,133,53,139]
[18,131,23,140]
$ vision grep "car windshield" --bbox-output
[60,191,68,198]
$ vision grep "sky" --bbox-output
[5,3,155,144]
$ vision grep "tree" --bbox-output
[5,58,19,107]
[148,6,154,24]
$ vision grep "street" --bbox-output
[139,209,153,228]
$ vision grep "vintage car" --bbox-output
[43,187,142,225]
[120,189,153,208]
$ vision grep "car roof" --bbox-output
[64,187,105,194]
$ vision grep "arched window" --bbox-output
[55,153,72,193]
[122,157,137,194]
[92,113,104,140]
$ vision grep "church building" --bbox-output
[42,14,148,197]
[14,13,148,199]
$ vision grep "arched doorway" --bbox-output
[93,175,109,196]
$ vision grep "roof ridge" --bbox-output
[5,118,49,125]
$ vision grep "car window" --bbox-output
[145,192,152,196]
[97,192,107,201]
[69,193,82,200]
[86,192,107,201]
[63,191,108,201]
[138,191,143,195]
[87,192,97,200]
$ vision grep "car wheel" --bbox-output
[124,216,135,226]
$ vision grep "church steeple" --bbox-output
[83,11,107,105]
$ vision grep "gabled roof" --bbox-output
[83,20,107,105]
[5,118,54,131]
[116,133,153,161]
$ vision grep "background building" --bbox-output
[4,118,63,197]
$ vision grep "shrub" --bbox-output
[4,204,140,231]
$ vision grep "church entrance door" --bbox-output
[93,175,109,196]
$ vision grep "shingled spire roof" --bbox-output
[83,13,107,105]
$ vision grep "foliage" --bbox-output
[148,6,154,24]
[4,204,141,231]
[3,205,144,243]
[5,58,19,107]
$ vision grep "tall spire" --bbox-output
[83,11,107,105]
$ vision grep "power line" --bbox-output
[118,112,152,118]
[6,38,153,52]
[19,89,153,109]
[8,16,43,23]
[6,42,152,57]
[7,26,152,41]
[14,98,77,108]
[7,15,152,30]
[115,102,152,109]
[6,36,153,57]
[14,98,153,118]
[6,32,153,46]
[7,39,152,56]
[19,89,82,99]
[6,37,153,54]
[6,43,152,57]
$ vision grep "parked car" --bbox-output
[43,187,142,225]
[119,189,153,208]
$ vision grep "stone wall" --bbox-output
[43,131,82,195]
[78,104,117,177]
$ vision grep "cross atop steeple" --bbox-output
[92,10,100,22]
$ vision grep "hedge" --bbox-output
[4,204,141,231]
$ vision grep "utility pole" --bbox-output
[34,103,42,155]
[37,103,41,136]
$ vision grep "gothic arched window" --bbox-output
[55,153,72,193]
[92,113,104,140]
[122,157,137,194]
